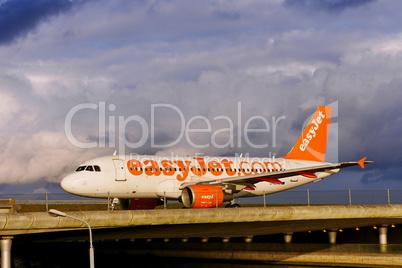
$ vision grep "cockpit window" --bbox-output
[86,166,94,171]
[76,166,86,172]
[76,165,101,172]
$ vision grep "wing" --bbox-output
[181,158,372,189]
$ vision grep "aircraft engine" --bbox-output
[119,198,162,210]
[181,185,231,208]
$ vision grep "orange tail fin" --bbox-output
[283,106,332,162]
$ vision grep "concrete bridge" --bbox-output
[2,204,402,267]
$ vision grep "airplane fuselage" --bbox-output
[61,155,338,200]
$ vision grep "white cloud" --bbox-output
[371,34,402,55]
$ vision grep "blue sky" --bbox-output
[0,0,401,195]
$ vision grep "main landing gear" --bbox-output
[225,200,241,208]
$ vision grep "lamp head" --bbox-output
[48,209,67,217]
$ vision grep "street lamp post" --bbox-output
[48,209,95,268]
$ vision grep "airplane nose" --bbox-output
[61,173,78,194]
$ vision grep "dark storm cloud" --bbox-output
[284,0,376,13]
[0,0,402,192]
[0,0,85,45]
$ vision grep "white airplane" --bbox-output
[61,106,371,209]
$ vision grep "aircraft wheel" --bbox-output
[225,203,241,208]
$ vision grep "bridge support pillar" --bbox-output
[328,229,337,244]
[379,225,388,245]
[1,236,13,268]
[284,232,293,243]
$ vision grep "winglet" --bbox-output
[357,157,367,169]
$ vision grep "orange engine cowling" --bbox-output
[119,198,162,210]
[181,185,226,208]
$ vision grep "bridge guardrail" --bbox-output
[2,189,401,207]
[252,189,401,206]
